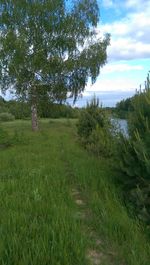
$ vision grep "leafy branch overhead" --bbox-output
[0,0,110,102]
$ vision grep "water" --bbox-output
[111,118,128,137]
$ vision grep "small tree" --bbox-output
[0,0,110,130]
[77,96,105,139]
[77,96,114,156]
[118,72,150,224]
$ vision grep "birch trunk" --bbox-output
[31,88,38,131]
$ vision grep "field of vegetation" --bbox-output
[0,118,150,265]
[0,1,149,263]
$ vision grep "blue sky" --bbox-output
[75,0,150,107]
[2,0,150,107]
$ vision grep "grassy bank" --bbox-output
[0,119,150,264]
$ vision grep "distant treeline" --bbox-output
[114,92,147,119]
[0,95,124,121]
[115,97,134,119]
[0,96,80,120]
[0,91,146,121]
[115,88,150,119]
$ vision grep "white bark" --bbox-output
[31,103,38,131]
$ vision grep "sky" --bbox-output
[73,0,150,107]
[1,0,150,107]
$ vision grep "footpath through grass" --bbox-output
[0,119,150,265]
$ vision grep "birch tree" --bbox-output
[0,0,110,130]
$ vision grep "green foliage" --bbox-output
[115,97,134,119]
[86,125,115,156]
[118,72,150,224]
[0,96,79,119]
[7,100,31,119]
[59,119,150,265]
[0,96,8,113]
[128,78,150,137]
[12,129,29,145]
[0,127,10,147]
[0,112,15,122]
[0,105,9,113]
[39,103,79,119]
[0,120,88,265]
[0,125,29,149]
[0,0,109,128]
[77,97,105,138]
[0,97,30,119]
[0,96,5,103]
[0,119,150,265]
[77,96,114,157]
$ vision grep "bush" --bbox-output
[77,97,106,138]
[77,96,115,157]
[0,106,9,113]
[0,112,15,122]
[7,100,30,119]
[86,125,115,157]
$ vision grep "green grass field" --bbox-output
[0,119,150,265]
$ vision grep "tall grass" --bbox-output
[60,121,150,265]
[0,119,150,265]
[0,120,87,265]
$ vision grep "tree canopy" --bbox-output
[0,0,110,130]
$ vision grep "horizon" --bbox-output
[68,90,135,108]
[1,0,149,107]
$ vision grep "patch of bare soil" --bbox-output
[71,187,124,265]
[71,188,106,265]
[87,249,103,265]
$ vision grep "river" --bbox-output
[111,118,128,137]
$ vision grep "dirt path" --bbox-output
[59,139,124,265]
[71,187,116,265]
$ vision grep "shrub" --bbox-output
[0,106,9,113]
[77,96,115,157]
[86,125,115,157]
[77,96,106,138]
[0,112,15,122]
[7,100,30,119]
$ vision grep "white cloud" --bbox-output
[102,15,150,43]
[107,38,150,61]
[78,1,150,96]
[102,0,114,8]
[125,0,148,9]
[100,1,150,61]
[102,0,149,11]
[126,0,138,7]
[101,63,143,74]
[85,76,139,92]
[82,91,91,97]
